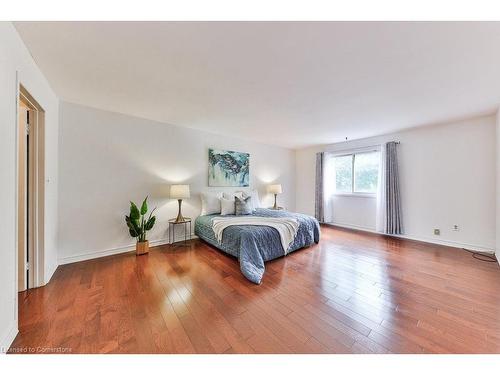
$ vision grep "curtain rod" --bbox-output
[323,140,400,156]
[341,137,400,145]
[339,140,400,146]
[383,140,400,144]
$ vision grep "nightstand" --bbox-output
[168,218,192,246]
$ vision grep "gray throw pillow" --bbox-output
[235,196,253,215]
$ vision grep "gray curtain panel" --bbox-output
[315,152,325,222]
[385,142,403,234]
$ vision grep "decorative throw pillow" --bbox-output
[200,192,223,215]
[223,191,244,200]
[235,196,253,215]
[242,190,261,211]
[220,197,236,215]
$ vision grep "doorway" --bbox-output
[17,85,45,291]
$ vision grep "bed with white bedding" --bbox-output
[194,208,320,284]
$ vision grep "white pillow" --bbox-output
[200,192,222,215]
[242,190,261,211]
[223,191,244,200]
[220,197,236,215]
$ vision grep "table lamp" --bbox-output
[170,184,190,222]
[267,184,283,209]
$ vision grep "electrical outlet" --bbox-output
[434,229,440,235]
[452,225,459,231]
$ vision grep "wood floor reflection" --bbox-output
[10,225,500,353]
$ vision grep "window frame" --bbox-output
[333,149,380,197]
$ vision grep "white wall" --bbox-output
[58,101,295,264]
[0,22,59,350]
[296,115,497,253]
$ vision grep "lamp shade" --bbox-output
[267,184,283,194]
[170,184,190,199]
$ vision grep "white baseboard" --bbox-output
[328,221,496,254]
[0,320,18,354]
[58,237,169,265]
[44,259,58,285]
[58,233,199,265]
[393,233,495,254]
[330,221,377,233]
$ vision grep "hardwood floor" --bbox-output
[10,225,500,354]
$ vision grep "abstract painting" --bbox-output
[208,148,250,187]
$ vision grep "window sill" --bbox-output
[333,193,377,199]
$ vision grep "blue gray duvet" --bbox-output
[195,208,320,284]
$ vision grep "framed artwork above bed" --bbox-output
[208,148,250,187]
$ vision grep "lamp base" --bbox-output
[174,199,186,223]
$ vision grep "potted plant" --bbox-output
[125,196,156,255]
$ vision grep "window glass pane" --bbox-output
[334,155,353,193]
[354,152,379,193]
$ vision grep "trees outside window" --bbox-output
[333,151,379,194]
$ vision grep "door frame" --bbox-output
[16,84,45,290]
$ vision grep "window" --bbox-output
[333,151,380,195]
[333,155,353,193]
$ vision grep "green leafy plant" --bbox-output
[125,196,156,243]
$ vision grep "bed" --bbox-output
[195,208,320,284]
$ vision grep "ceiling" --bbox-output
[14,21,500,149]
